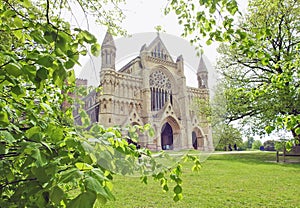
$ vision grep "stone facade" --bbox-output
[74,32,214,151]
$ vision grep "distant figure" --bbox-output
[234,143,237,151]
[228,144,232,151]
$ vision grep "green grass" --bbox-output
[104,152,300,208]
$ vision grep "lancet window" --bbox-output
[149,71,172,111]
[151,43,167,60]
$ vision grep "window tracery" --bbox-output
[149,71,173,111]
[149,71,171,90]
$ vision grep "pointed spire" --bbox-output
[101,30,116,70]
[197,55,208,88]
[102,31,116,49]
[197,55,208,73]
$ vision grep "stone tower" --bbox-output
[197,56,208,88]
[101,31,116,70]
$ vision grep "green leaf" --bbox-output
[141,176,148,184]
[21,0,32,8]
[46,123,64,141]
[257,51,264,59]
[0,111,9,125]
[65,60,76,69]
[14,16,23,27]
[44,31,57,43]
[295,127,300,135]
[206,39,212,45]
[67,192,96,208]
[75,162,93,171]
[0,131,16,144]
[81,30,97,44]
[5,63,22,77]
[26,126,42,141]
[163,184,169,192]
[148,127,155,137]
[0,142,6,154]
[173,184,182,194]
[40,103,53,114]
[91,43,101,57]
[31,166,49,182]
[93,194,108,206]
[36,55,54,68]
[36,67,48,80]
[261,58,269,66]
[60,168,83,183]
[85,176,109,197]
[265,126,275,134]
[156,172,164,180]
[173,193,183,202]
[31,30,47,44]
[12,85,25,97]
[31,149,47,167]
[50,186,65,205]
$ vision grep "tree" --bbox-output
[214,124,243,151]
[168,0,300,147]
[0,0,201,207]
[216,0,300,144]
[263,140,276,151]
[252,140,262,150]
[243,137,255,150]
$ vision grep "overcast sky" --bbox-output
[69,0,249,76]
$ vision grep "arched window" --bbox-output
[149,71,172,111]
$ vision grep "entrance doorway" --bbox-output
[192,131,197,149]
[161,123,173,150]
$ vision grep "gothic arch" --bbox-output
[192,127,205,150]
[149,65,177,93]
[149,68,177,111]
[159,116,181,150]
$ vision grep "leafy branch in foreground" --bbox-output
[0,0,202,207]
[165,0,240,50]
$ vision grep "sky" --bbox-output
[67,0,250,97]
[71,0,249,77]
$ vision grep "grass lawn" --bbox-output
[104,151,300,208]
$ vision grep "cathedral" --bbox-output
[74,32,214,151]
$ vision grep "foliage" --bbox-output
[263,140,276,151]
[275,140,285,151]
[165,0,240,51]
[0,0,202,207]
[252,140,262,150]
[215,0,300,144]
[242,137,254,150]
[214,124,243,151]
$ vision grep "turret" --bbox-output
[197,56,208,88]
[101,31,116,70]
[176,55,184,74]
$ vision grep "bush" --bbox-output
[252,140,263,150]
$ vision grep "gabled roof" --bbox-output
[145,33,173,62]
